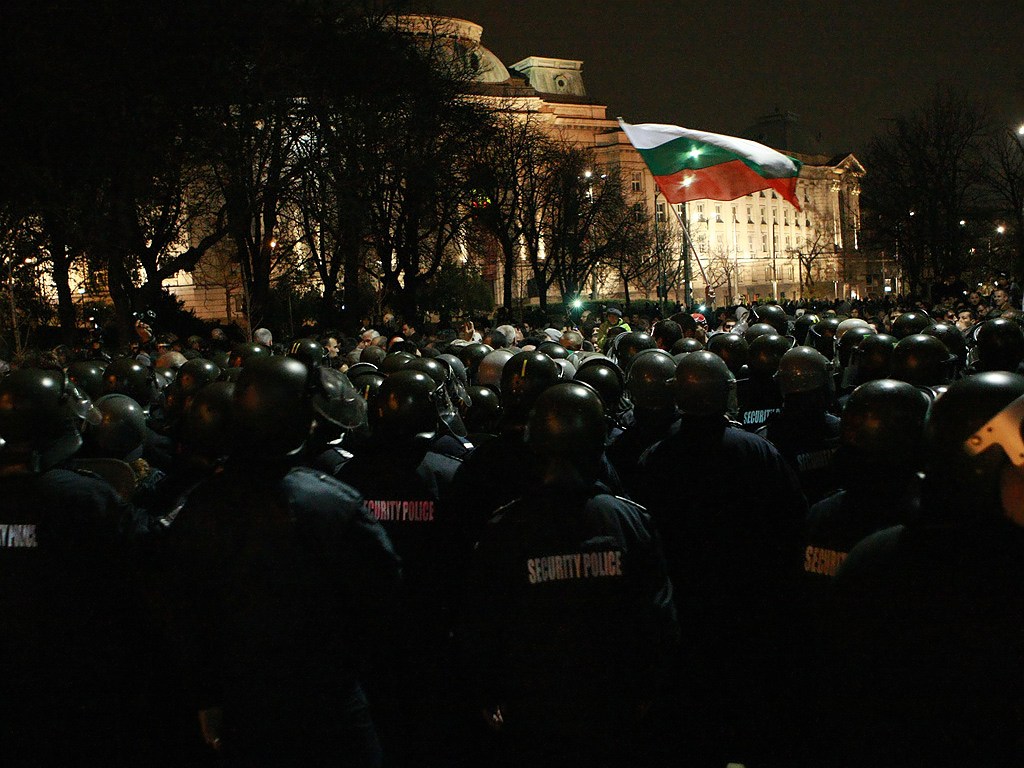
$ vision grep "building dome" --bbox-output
[394,15,511,84]
[742,109,826,156]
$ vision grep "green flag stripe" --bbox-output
[637,136,801,179]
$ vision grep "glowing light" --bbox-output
[997,225,1006,234]
[689,147,701,158]
[572,298,583,309]
[583,170,593,179]
[681,176,695,188]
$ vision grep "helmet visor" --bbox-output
[964,393,1024,466]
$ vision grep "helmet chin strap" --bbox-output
[964,394,1024,466]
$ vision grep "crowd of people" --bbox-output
[3,281,1024,768]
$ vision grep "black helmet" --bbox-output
[891,311,933,339]
[840,379,931,469]
[210,350,231,370]
[350,371,385,407]
[457,342,492,381]
[463,384,502,435]
[837,326,876,368]
[707,333,749,377]
[671,337,705,355]
[371,369,439,439]
[853,333,897,384]
[975,318,1024,373]
[408,356,448,385]
[626,348,677,411]
[674,351,736,416]
[288,338,325,369]
[924,371,1024,512]
[611,331,657,371]
[500,350,559,423]
[476,349,515,392]
[360,345,386,366]
[574,357,625,414]
[525,382,606,463]
[808,318,841,358]
[793,313,821,345]
[750,303,789,335]
[0,369,99,470]
[180,381,235,460]
[219,366,243,383]
[748,333,794,378]
[922,323,968,367]
[892,334,955,387]
[165,358,221,417]
[776,346,832,396]
[103,357,155,407]
[155,351,188,376]
[229,342,270,368]
[438,354,468,387]
[67,360,106,400]
[345,362,378,380]
[231,356,313,458]
[836,317,872,341]
[378,351,416,375]
[744,322,778,344]
[537,340,570,360]
[312,367,368,432]
[83,393,148,459]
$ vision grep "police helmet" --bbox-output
[378,351,416,375]
[477,349,515,392]
[776,346,833,396]
[83,393,148,460]
[438,354,468,387]
[463,384,502,435]
[155,351,188,375]
[0,369,100,470]
[574,357,626,414]
[808,317,841,358]
[554,358,577,380]
[180,381,235,460]
[852,333,897,384]
[346,362,378,380]
[744,322,778,344]
[501,350,559,422]
[611,331,657,372]
[350,371,385,407]
[748,333,794,378]
[288,338,326,369]
[793,313,821,345]
[975,318,1024,373]
[371,369,439,439]
[841,379,931,465]
[836,317,871,341]
[360,345,386,366]
[103,357,156,407]
[230,356,313,457]
[922,323,968,367]
[837,326,876,368]
[312,367,368,432]
[537,340,570,360]
[892,334,955,387]
[707,333,749,377]
[671,337,706,354]
[229,342,270,368]
[67,360,106,401]
[626,348,677,412]
[408,356,448,385]
[525,382,606,462]
[750,303,789,335]
[674,351,736,416]
[924,371,1024,512]
[458,342,493,382]
[891,310,933,339]
[164,358,222,417]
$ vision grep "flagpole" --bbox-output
[667,202,709,310]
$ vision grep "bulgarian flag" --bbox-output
[619,119,803,210]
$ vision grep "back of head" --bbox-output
[707,332,749,377]
[626,348,677,412]
[537,340,570,360]
[574,357,625,414]
[674,350,736,417]
[777,345,832,398]
[976,318,1024,373]
[477,349,515,392]
[671,337,705,355]
[652,320,683,350]
[612,331,657,372]
[360,344,387,366]
[84,393,148,460]
[526,382,606,484]
[371,369,438,440]
[0,368,96,471]
[923,371,1024,513]
[288,338,325,369]
[892,334,955,387]
[231,356,313,459]
[892,311,933,340]
[501,350,559,424]
[841,379,930,472]
[748,333,794,378]
[463,384,502,435]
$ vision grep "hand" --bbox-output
[198,707,224,751]
[481,704,504,732]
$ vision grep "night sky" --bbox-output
[426,0,1024,156]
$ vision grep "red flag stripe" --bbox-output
[653,159,802,211]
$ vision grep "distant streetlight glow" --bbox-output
[997,224,1006,234]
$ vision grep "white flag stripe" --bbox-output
[618,119,799,176]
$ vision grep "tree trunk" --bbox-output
[501,236,515,309]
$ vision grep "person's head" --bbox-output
[993,288,1011,308]
[652,320,683,351]
[956,309,975,331]
[526,382,606,488]
[254,327,273,347]
[967,291,982,306]
[605,307,623,326]
[401,320,417,338]
[560,330,584,351]
[323,337,340,359]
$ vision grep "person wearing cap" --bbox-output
[595,307,631,349]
